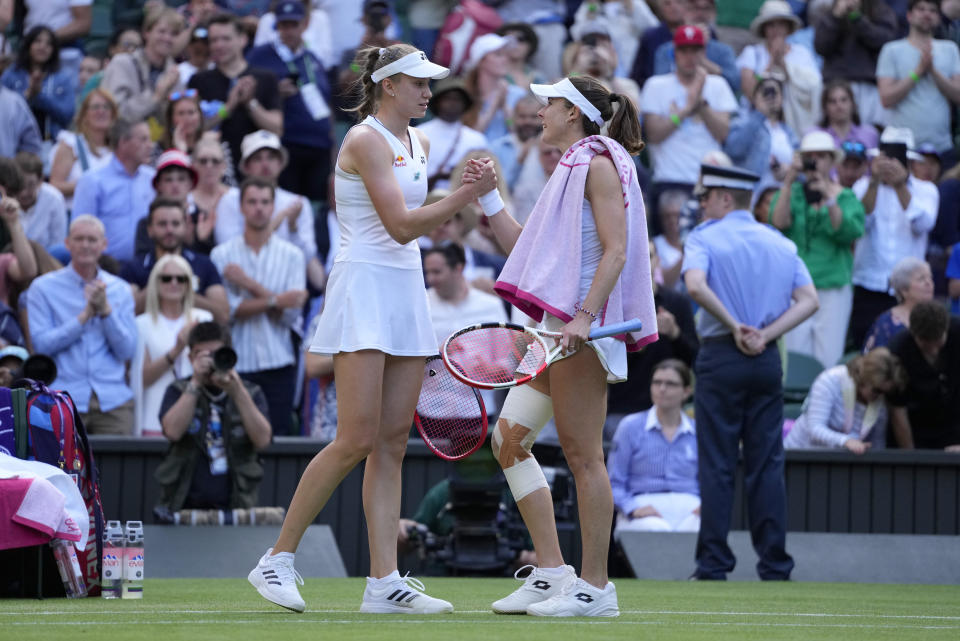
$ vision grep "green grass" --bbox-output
[4,578,960,641]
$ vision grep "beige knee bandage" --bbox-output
[493,386,553,501]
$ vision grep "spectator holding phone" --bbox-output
[771,132,865,368]
[724,73,798,185]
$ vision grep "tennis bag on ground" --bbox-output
[15,378,105,596]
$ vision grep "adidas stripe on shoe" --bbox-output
[248,548,305,612]
[360,572,453,614]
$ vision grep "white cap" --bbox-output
[799,130,843,163]
[868,126,923,161]
[371,50,449,83]
[529,77,604,126]
[240,130,288,169]
[464,33,510,71]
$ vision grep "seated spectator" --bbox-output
[26,215,137,434]
[814,0,898,128]
[608,359,700,534]
[510,136,563,227]
[13,152,67,252]
[497,22,546,92]
[752,182,780,223]
[877,0,960,168]
[654,0,740,93]
[21,0,92,75]
[0,84,43,159]
[190,137,231,254]
[156,89,206,160]
[888,301,960,450]
[462,34,529,143]
[0,158,40,307]
[849,127,938,348]
[495,0,568,82]
[652,190,687,290]
[564,17,643,108]
[772,131,865,368]
[0,345,29,386]
[488,96,542,194]
[738,0,822,135]
[210,177,307,436]
[178,26,212,88]
[133,150,202,257]
[910,143,943,183]
[630,0,685,89]
[72,119,156,262]
[189,13,283,175]
[131,255,213,437]
[863,257,934,351]
[641,24,736,208]
[78,27,143,100]
[156,320,272,512]
[122,197,229,324]
[837,140,870,187]
[416,78,489,191]
[574,0,659,79]
[101,7,185,130]
[784,347,905,452]
[49,88,116,211]
[76,55,102,98]
[814,80,879,151]
[724,73,798,184]
[0,26,76,144]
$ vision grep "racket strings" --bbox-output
[416,357,487,459]
[445,327,548,386]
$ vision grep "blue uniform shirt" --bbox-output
[681,210,812,338]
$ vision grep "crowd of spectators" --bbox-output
[1,0,960,523]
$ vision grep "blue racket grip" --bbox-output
[589,318,643,339]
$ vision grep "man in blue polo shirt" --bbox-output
[246,0,333,205]
[682,164,819,581]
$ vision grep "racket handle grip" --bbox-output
[588,318,643,339]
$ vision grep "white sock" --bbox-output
[538,565,567,577]
[368,570,401,584]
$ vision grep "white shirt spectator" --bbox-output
[53,130,111,210]
[214,186,317,262]
[415,119,488,190]
[641,72,737,184]
[24,0,91,34]
[21,182,68,251]
[852,175,939,293]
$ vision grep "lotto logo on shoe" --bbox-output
[532,580,551,590]
[394,155,407,167]
[575,593,594,603]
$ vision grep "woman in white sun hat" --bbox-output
[464,75,657,617]
[247,43,497,615]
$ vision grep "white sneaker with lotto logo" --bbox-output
[526,578,620,617]
[248,548,306,612]
[491,564,577,614]
[359,571,453,614]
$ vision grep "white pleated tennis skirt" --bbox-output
[540,313,628,383]
[309,261,438,356]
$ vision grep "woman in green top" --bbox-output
[771,130,865,368]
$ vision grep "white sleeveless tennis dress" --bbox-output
[309,116,437,356]
[538,199,628,382]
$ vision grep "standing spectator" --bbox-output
[101,8,185,130]
[462,34,529,142]
[488,95,541,191]
[49,88,116,211]
[22,0,91,76]
[564,18,643,107]
[178,26,212,88]
[653,0,740,93]
[26,215,137,434]
[246,0,335,205]
[497,22,545,92]
[724,74,798,185]
[888,301,960,450]
[189,13,283,175]
[573,0,660,79]
[837,140,870,187]
[652,191,688,290]
[0,85,43,159]
[608,359,700,534]
[862,257,934,350]
[157,89,206,159]
[253,0,336,70]
[210,178,307,437]
[72,119,156,262]
[417,78,489,191]
[495,0,568,82]
[13,152,68,252]
[630,0,686,88]
[876,0,960,166]
[814,0,898,128]
[771,131,865,368]
[407,0,458,57]
[0,158,40,306]
[641,25,736,207]
[737,0,822,135]
[0,26,76,144]
[682,163,819,581]
[131,255,213,437]
[191,137,231,254]
[814,80,879,151]
[849,126,939,349]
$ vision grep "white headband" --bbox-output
[529,78,604,126]
[370,50,450,83]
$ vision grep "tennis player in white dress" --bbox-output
[247,44,497,614]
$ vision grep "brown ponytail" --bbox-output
[567,75,645,156]
[344,43,420,121]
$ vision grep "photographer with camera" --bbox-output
[156,321,271,515]
[771,131,865,368]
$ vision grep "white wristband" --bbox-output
[479,189,505,217]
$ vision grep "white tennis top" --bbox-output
[333,115,429,270]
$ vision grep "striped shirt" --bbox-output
[607,409,699,514]
[211,235,305,373]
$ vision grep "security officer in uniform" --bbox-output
[681,164,819,580]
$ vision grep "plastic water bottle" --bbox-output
[121,520,144,599]
[101,520,124,599]
[50,539,88,598]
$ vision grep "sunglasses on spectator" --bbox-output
[841,141,866,158]
[169,89,198,102]
[159,275,189,284]
[196,157,224,166]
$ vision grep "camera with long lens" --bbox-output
[212,346,237,371]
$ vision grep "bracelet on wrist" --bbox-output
[574,302,598,320]
[478,189,505,217]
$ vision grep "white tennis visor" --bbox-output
[371,51,450,83]
[530,78,604,126]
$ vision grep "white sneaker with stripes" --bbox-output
[248,548,306,612]
[360,572,453,614]
[492,564,577,614]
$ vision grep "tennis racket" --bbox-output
[442,318,643,390]
[414,355,488,460]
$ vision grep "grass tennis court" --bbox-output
[5,578,960,641]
